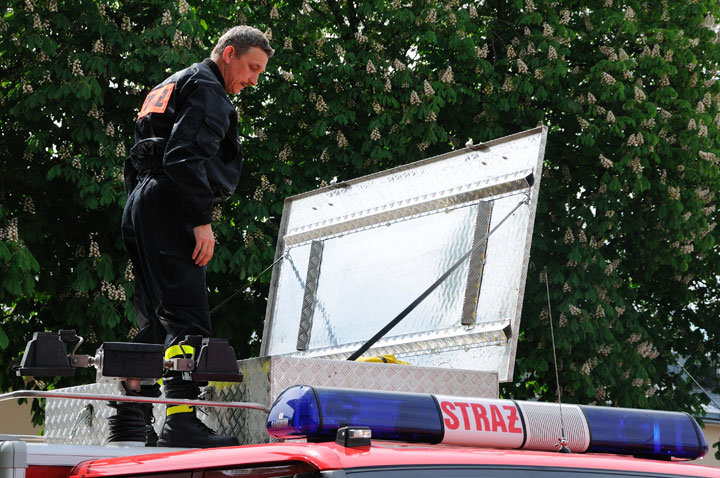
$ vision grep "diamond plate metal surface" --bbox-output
[200,358,271,446]
[461,201,492,325]
[262,127,547,384]
[203,356,498,444]
[292,321,511,361]
[44,383,164,445]
[297,240,324,351]
[284,144,536,236]
[284,174,532,246]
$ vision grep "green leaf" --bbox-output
[97,254,113,280]
[3,273,22,295]
[0,327,8,350]
[47,164,62,180]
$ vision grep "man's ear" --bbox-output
[222,45,235,64]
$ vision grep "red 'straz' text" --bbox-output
[440,400,523,434]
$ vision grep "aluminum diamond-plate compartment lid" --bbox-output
[261,127,547,382]
[201,356,498,444]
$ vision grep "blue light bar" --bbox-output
[580,406,707,460]
[266,385,707,460]
[265,385,320,439]
[267,386,442,443]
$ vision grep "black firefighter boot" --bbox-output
[157,376,238,448]
[108,383,160,446]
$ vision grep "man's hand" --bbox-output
[192,224,215,266]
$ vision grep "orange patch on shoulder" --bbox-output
[137,83,175,120]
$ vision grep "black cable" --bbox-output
[679,364,720,411]
[209,253,287,316]
[545,266,571,453]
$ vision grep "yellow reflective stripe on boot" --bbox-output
[166,405,194,416]
[165,344,195,360]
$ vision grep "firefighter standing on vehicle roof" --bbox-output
[117,26,274,449]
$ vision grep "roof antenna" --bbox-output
[544,266,571,453]
[679,363,720,412]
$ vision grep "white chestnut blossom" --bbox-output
[624,6,635,21]
[440,66,454,83]
[0,218,19,242]
[89,239,101,258]
[634,86,646,102]
[426,9,436,23]
[560,10,570,24]
[599,154,614,169]
[101,281,126,302]
[423,80,434,96]
[542,22,553,37]
[600,72,616,85]
[517,59,528,74]
[502,76,515,91]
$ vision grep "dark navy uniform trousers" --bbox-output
[122,172,211,396]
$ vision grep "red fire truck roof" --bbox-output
[69,442,720,478]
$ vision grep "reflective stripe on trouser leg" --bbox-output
[164,344,198,416]
[166,405,194,416]
[165,344,195,360]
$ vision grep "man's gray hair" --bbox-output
[211,25,275,59]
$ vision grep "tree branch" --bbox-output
[325,0,353,42]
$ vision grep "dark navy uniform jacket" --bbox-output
[124,58,243,227]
